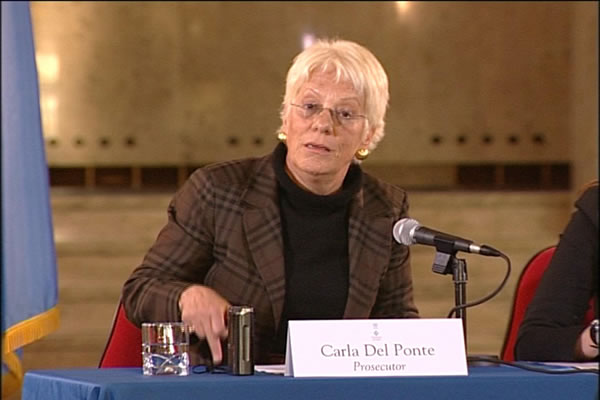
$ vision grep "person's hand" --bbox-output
[575,320,599,360]
[179,285,230,364]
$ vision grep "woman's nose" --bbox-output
[313,108,334,134]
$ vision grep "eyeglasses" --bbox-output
[290,103,366,127]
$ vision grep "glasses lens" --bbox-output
[335,110,355,124]
[302,104,321,118]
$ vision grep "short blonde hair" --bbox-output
[278,39,389,152]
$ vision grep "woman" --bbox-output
[122,39,419,366]
[515,181,598,361]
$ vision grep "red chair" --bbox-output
[501,246,595,361]
[99,302,142,368]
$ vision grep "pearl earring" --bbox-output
[277,132,287,142]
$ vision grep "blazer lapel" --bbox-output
[344,194,393,318]
[240,154,393,326]
[241,158,286,331]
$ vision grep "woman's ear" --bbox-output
[361,125,376,148]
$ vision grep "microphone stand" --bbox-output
[431,248,468,346]
[430,238,500,367]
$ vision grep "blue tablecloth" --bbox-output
[22,365,598,400]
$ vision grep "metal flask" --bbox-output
[227,306,254,375]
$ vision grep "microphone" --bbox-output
[392,218,501,257]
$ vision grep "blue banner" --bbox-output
[2,1,60,397]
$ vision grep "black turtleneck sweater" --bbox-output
[271,143,362,355]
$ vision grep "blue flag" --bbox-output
[2,1,60,397]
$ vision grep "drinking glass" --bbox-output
[142,322,190,376]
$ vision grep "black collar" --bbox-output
[272,142,362,212]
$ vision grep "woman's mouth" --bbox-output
[305,143,331,152]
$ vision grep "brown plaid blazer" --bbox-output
[122,148,419,365]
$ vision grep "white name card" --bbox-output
[284,318,467,377]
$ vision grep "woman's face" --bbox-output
[282,70,374,188]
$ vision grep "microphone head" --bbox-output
[392,218,420,245]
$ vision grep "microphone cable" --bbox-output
[446,251,511,318]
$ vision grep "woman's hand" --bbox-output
[575,320,599,360]
[179,285,231,364]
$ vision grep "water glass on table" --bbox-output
[142,322,190,376]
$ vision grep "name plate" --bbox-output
[284,318,467,377]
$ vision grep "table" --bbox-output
[22,365,598,400]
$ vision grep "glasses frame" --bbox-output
[290,103,367,127]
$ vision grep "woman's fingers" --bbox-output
[179,285,230,364]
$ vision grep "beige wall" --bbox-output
[570,1,599,194]
[30,1,597,185]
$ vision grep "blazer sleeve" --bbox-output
[121,169,217,326]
